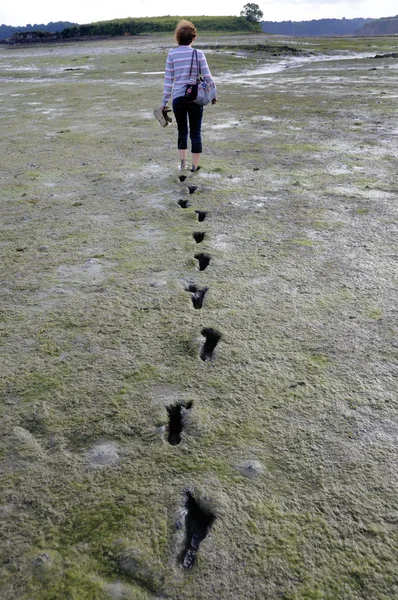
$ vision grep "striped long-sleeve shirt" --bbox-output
[162,45,214,106]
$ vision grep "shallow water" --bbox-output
[217,51,379,83]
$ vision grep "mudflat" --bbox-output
[1,32,397,600]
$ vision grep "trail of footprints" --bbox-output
[166,172,221,568]
[176,177,221,355]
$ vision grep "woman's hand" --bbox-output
[162,106,173,124]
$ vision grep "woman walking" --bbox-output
[160,20,217,172]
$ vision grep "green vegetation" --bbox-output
[61,16,261,38]
[355,15,398,35]
[1,33,398,600]
[240,3,264,24]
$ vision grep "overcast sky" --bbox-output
[1,0,396,27]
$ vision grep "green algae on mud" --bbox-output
[1,33,398,600]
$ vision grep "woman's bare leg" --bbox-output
[191,152,201,171]
[179,149,187,169]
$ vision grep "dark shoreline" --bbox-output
[0,35,123,45]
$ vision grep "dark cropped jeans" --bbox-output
[172,96,203,154]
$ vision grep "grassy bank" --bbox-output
[61,16,261,38]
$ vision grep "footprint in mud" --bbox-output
[178,175,188,182]
[191,287,208,310]
[187,185,198,195]
[184,284,208,309]
[194,253,211,271]
[193,232,206,244]
[184,283,209,309]
[200,328,222,361]
[195,210,208,222]
[180,491,215,569]
[166,402,193,446]
[177,199,190,208]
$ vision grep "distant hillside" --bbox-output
[261,18,372,36]
[0,21,76,42]
[61,16,260,38]
[355,15,398,35]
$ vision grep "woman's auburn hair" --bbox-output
[175,20,197,45]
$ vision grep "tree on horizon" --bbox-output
[240,3,264,24]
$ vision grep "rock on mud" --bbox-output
[239,460,263,478]
[86,442,120,467]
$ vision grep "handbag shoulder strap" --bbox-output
[189,48,196,77]
[188,48,201,78]
[194,49,201,76]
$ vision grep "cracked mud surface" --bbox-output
[1,32,398,600]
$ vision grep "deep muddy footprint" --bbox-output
[184,283,208,309]
[194,253,211,271]
[193,232,206,244]
[166,402,193,446]
[177,199,189,208]
[191,287,208,309]
[195,210,208,222]
[180,491,215,568]
[200,328,222,361]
